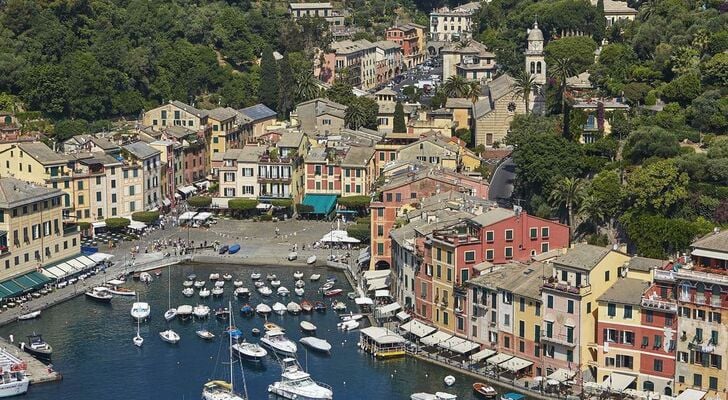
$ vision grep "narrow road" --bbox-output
[488,157,516,206]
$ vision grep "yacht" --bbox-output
[267,358,332,399]
[22,333,52,360]
[159,329,180,344]
[232,340,268,362]
[130,302,151,321]
[85,287,113,303]
[0,369,29,397]
[260,330,297,356]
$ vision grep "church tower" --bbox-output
[525,21,546,85]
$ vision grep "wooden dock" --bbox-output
[0,338,61,384]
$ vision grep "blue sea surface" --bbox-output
[0,264,529,400]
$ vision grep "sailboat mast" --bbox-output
[228,300,234,394]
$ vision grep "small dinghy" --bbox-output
[256,303,272,315]
[307,255,317,265]
[196,329,215,340]
[286,302,301,315]
[299,321,317,333]
[277,287,290,296]
[258,286,272,296]
[299,336,331,353]
[233,280,244,288]
[293,270,304,279]
[295,280,305,288]
[338,319,359,331]
[310,274,321,281]
[228,244,240,254]
[340,312,363,322]
[270,279,281,288]
[272,302,286,315]
[332,301,346,311]
[264,322,283,332]
[234,287,250,297]
[182,288,194,297]
[294,287,305,296]
[240,304,253,316]
[18,310,41,321]
[194,280,205,288]
[193,304,210,318]
[287,252,297,261]
[251,272,261,280]
[443,376,455,387]
[301,300,313,312]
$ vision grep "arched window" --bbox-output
[536,61,542,74]
[643,381,654,391]
[530,62,535,74]
[664,387,672,396]
[3,116,11,125]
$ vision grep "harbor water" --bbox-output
[0,263,531,399]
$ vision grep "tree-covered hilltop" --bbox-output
[498,0,727,258]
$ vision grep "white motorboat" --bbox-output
[256,303,272,315]
[340,312,363,322]
[266,273,277,281]
[233,280,244,288]
[260,330,297,356]
[299,321,316,333]
[251,272,261,280]
[287,252,298,261]
[196,330,215,340]
[193,304,211,318]
[310,274,321,281]
[320,281,334,291]
[234,287,250,297]
[159,329,180,344]
[183,280,194,287]
[295,280,305,288]
[307,255,317,265]
[0,369,29,397]
[232,340,268,362]
[130,302,151,321]
[177,305,193,319]
[270,279,281,288]
[443,376,455,387]
[215,280,225,288]
[332,301,346,311]
[277,287,290,296]
[194,280,206,288]
[212,287,224,297]
[209,273,220,281]
[222,274,233,281]
[268,358,332,399]
[18,310,41,321]
[164,308,177,321]
[139,272,153,283]
[199,288,211,298]
[133,318,144,347]
[258,286,272,296]
[338,320,359,331]
[299,337,331,353]
[294,287,305,296]
[254,281,265,288]
[411,393,457,400]
[86,287,113,303]
[286,302,301,314]
[103,280,136,296]
[272,302,287,315]
[182,288,195,297]
[293,271,304,279]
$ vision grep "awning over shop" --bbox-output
[126,219,147,231]
[363,269,391,280]
[486,353,513,365]
[42,267,65,279]
[360,327,406,345]
[367,277,389,291]
[547,368,576,383]
[355,297,374,305]
[399,319,437,338]
[374,289,390,298]
[89,252,114,263]
[499,356,533,372]
[600,372,636,392]
[78,255,96,268]
[67,258,85,270]
[177,185,197,195]
[396,311,411,321]
[676,389,707,400]
[0,280,23,298]
[376,302,401,317]
[470,348,496,362]
[691,248,728,261]
[178,211,197,221]
[321,229,360,243]
[421,331,452,347]
[358,247,371,265]
[42,255,97,281]
[301,194,337,215]
[91,221,106,229]
[194,181,210,190]
[193,212,212,221]
[438,336,480,354]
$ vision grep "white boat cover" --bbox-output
[362,270,391,280]
[499,356,533,372]
[438,336,480,354]
[600,372,636,392]
[675,389,706,400]
[376,302,401,316]
[547,368,576,382]
[89,252,114,263]
[374,289,390,298]
[355,297,374,305]
[420,331,452,346]
[178,211,197,221]
[359,326,406,345]
[470,348,496,362]
[399,319,437,338]
[485,353,513,365]
[177,185,196,195]
[367,277,389,291]
[396,311,411,321]
[193,212,212,221]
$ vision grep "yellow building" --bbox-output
[207,107,242,155]
[277,131,308,204]
[397,136,460,171]
[431,238,456,333]
[0,178,80,282]
[142,100,209,132]
[445,98,473,132]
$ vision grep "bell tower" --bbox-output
[525,20,546,85]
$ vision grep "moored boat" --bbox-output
[332,301,346,311]
[473,383,498,399]
[272,302,286,315]
[293,270,304,279]
[256,303,272,315]
[159,329,180,344]
[260,330,297,356]
[251,272,261,280]
[320,281,335,291]
[86,287,113,303]
[307,255,316,265]
[17,311,41,321]
[233,280,244,288]
[199,288,211,298]
[264,322,283,332]
[212,287,224,297]
[277,287,290,296]
[139,272,153,283]
[0,369,29,397]
[164,308,177,321]
[310,274,321,281]
[228,244,240,254]
[240,304,253,316]
[340,312,363,322]
[443,376,455,387]
[301,300,313,312]
[337,320,359,331]
[218,245,229,254]
[267,358,332,399]
[234,287,250,297]
[270,279,281,288]
[194,280,206,288]
[299,321,316,333]
[209,273,220,281]
[294,287,304,296]
[299,336,331,353]
[232,340,268,362]
[103,279,136,296]
[324,289,343,297]
[196,330,215,340]
[21,333,52,360]
[183,280,194,287]
[295,280,305,288]
[215,307,230,320]
[314,301,326,312]
[266,273,277,281]
[177,305,193,319]
[193,304,211,318]
[287,252,297,261]
[258,286,272,296]
[286,302,301,315]
[182,288,195,297]
[223,273,233,281]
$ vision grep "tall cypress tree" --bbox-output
[393,101,406,133]
[593,0,606,44]
[258,46,279,111]
[277,55,295,118]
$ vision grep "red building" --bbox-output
[472,207,570,264]
[370,167,489,270]
[304,147,342,195]
[639,277,678,395]
[385,23,425,68]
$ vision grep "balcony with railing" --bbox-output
[677,268,728,285]
[542,280,592,296]
[654,269,676,282]
[640,297,678,313]
[541,333,577,348]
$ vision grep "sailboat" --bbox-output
[164,267,177,321]
[133,318,144,347]
[202,301,248,400]
[159,270,181,344]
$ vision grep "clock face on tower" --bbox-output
[530,41,541,51]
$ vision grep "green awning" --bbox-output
[28,271,52,286]
[0,286,13,298]
[13,274,37,290]
[0,280,23,298]
[302,194,337,215]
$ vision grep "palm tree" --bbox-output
[512,69,536,114]
[294,71,320,102]
[548,177,585,234]
[345,105,367,130]
[443,75,471,98]
[550,57,576,138]
[467,80,481,103]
